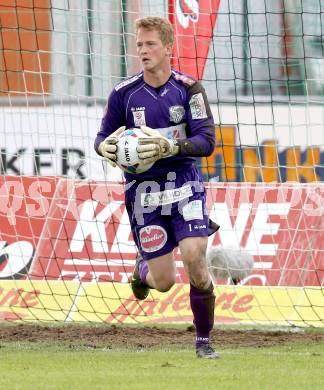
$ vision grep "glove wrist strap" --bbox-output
[170,139,180,156]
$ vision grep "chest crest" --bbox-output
[169,105,185,124]
[131,107,146,127]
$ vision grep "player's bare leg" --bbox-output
[146,252,176,292]
[180,236,219,359]
[131,252,176,299]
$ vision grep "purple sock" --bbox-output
[189,282,215,349]
[139,259,149,284]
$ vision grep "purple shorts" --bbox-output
[125,165,209,260]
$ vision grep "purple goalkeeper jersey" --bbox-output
[95,70,215,180]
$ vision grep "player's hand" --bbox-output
[137,126,179,164]
[98,126,125,167]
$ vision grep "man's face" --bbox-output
[136,28,172,72]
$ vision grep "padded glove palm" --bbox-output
[137,126,179,164]
[98,126,126,167]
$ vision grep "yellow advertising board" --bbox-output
[0,281,323,327]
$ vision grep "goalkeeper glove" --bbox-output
[98,126,126,167]
[137,125,180,164]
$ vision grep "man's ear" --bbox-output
[166,43,173,56]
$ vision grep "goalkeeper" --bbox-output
[95,16,218,359]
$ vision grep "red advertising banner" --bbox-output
[0,176,57,280]
[169,0,221,79]
[0,176,323,286]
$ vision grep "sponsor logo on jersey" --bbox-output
[188,223,207,232]
[193,224,206,229]
[189,93,207,119]
[141,184,193,207]
[161,88,169,97]
[139,225,167,253]
[132,110,146,126]
[156,123,186,140]
[169,105,185,124]
[115,74,142,91]
[173,72,196,86]
[182,200,203,221]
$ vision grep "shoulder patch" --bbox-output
[115,74,142,91]
[173,72,196,86]
[189,93,207,119]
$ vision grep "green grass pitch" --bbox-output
[1,340,324,390]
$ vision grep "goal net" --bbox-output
[0,0,323,326]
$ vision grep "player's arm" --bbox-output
[137,82,215,164]
[177,81,215,156]
[94,90,126,166]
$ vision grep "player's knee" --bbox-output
[190,276,210,290]
[153,277,175,292]
[187,261,210,290]
[182,246,206,267]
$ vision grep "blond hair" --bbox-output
[135,16,174,46]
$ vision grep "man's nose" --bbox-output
[140,44,148,54]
